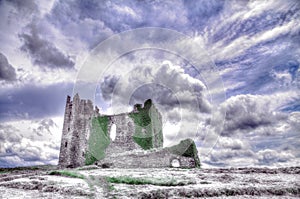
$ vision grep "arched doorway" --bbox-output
[171,158,180,168]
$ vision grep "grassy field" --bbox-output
[48,170,85,179]
[106,175,195,186]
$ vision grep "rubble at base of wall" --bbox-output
[96,151,195,169]
[95,143,198,169]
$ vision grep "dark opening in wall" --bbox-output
[68,127,70,132]
[82,152,85,157]
[65,142,68,147]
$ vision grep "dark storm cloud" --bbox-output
[204,95,300,166]
[214,93,300,139]
[219,95,288,137]
[0,52,16,81]
[19,24,75,69]
[100,75,181,114]
[129,84,180,111]
[100,75,119,101]
[0,82,73,121]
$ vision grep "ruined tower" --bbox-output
[58,94,200,168]
[58,94,97,167]
[58,95,164,167]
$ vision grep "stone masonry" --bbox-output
[58,94,200,168]
[58,94,98,167]
[105,114,142,155]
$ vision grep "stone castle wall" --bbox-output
[58,95,200,168]
[105,114,142,155]
[58,94,95,167]
[58,95,164,167]
[149,104,163,148]
[96,149,196,168]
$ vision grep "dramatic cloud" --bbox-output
[0,82,73,121]
[201,93,300,167]
[98,51,211,113]
[0,52,16,81]
[257,149,295,165]
[95,50,216,149]
[0,118,62,167]
[19,24,75,69]
[218,93,299,137]
[100,75,119,101]
[0,0,300,167]
[48,0,188,48]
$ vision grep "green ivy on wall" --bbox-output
[129,99,163,150]
[85,116,110,165]
[167,138,201,168]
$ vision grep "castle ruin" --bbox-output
[58,94,200,168]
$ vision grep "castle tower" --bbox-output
[58,94,94,167]
[58,95,72,166]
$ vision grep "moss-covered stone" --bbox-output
[129,99,163,150]
[167,138,201,168]
[85,116,110,165]
[85,151,98,165]
[132,136,153,150]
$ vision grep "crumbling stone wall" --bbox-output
[59,95,200,168]
[58,94,96,167]
[105,114,142,155]
[96,149,196,168]
[96,138,199,168]
[85,99,164,165]
[129,99,163,150]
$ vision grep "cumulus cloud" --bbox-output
[99,52,210,114]
[202,93,300,167]
[218,93,299,137]
[257,149,295,165]
[0,52,16,81]
[204,136,299,167]
[19,24,75,69]
[217,137,245,150]
[0,118,62,167]
[96,50,214,148]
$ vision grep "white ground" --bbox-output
[0,167,299,198]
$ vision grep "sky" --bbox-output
[0,0,299,168]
